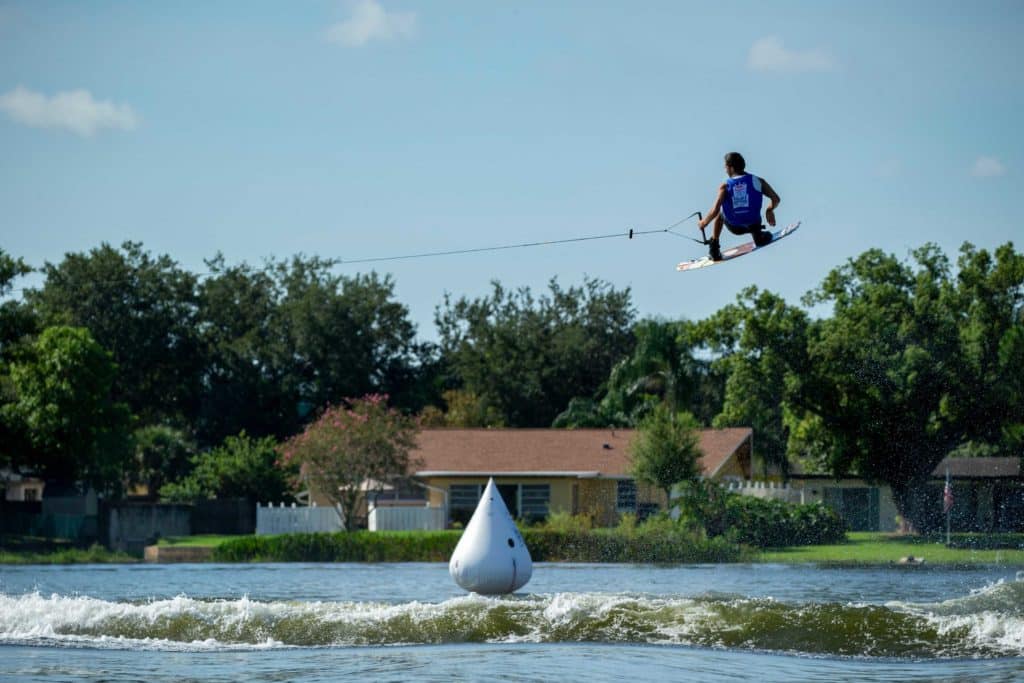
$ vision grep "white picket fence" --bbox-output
[368,505,446,531]
[723,480,806,504]
[256,502,344,535]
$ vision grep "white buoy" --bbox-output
[449,477,533,594]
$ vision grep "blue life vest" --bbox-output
[721,173,763,227]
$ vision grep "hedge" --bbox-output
[722,496,847,547]
[212,527,743,563]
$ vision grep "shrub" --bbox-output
[722,495,846,547]
[214,530,462,562]
[535,511,593,533]
[212,526,744,563]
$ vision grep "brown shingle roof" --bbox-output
[411,427,753,478]
[932,457,1022,479]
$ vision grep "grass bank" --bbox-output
[0,536,138,564]
[757,531,1024,566]
[6,531,1024,566]
[157,534,241,548]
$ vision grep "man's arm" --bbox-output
[761,178,780,226]
[697,184,727,230]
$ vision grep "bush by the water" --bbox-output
[0,540,138,564]
[213,530,460,562]
[212,520,742,563]
[675,483,847,548]
[721,495,847,547]
[527,517,740,563]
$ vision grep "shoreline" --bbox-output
[3,531,1023,566]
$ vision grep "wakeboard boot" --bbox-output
[708,238,723,261]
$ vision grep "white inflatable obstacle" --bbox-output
[449,477,533,594]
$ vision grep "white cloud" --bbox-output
[970,156,1006,177]
[326,0,416,47]
[747,36,834,73]
[0,86,138,137]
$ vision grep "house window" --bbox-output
[448,482,552,524]
[520,484,550,521]
[617,480,637,512]
[449,484,483,526]
[23,488,39,502]
[450,484,482,509]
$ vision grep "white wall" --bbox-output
[368,505,446,531]
[256,503,344,535]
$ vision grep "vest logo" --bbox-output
[732,182,749,209]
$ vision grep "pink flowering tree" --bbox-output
[279,394,419,531]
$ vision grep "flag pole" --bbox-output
[945,467,951,546]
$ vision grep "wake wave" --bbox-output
[2,577,1022,658]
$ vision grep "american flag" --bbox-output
[943,470,954,514]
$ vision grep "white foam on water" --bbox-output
[3,580,1022,656]
[886,576,1024,656]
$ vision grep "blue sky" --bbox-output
[2,1,1021,339]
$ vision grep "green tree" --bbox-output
[419,389,505,427]
[628,405,703,505]
[790,242,1024,531]
[195,255,430,446]
[194,256,284,446]
[0,249,36,356]
[280,394,419,531]
[554,319,724,428]
[701,287,809,478]
[2,326,133,493]
[0,249,37,471]
[437,277,636,427]
[131,425,196,499]
[943,243,1024,451]
[160,431,294,504]
[27,242,202,426]
[272,259,426,420]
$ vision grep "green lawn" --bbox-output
[156,534,244,547]
[0,536,138,564]
[757,531,1024,565]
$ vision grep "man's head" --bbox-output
[724,152,746,175]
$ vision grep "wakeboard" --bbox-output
[676,221,801,272]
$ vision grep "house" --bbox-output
[1,470,45,502]
[410,427,753,526]
[787,456,1024,532]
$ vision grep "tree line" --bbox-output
[1,239,1021,531]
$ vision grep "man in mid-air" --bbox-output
[697,152,781,261]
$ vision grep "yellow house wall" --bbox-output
[419,476,671,527]
[713,456,748,480]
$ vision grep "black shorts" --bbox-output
[723,219,766,236]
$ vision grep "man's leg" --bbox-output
[752,224,772,247]
[708,215,724,261]
[723,219,772,247]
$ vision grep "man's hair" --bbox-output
[724,152,746,173]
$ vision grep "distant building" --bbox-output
[787,457,1024,532]
[409,427,753,526]
[1,470,45,502]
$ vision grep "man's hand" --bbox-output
[765,207,776,227]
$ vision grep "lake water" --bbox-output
[1,562,1023,682]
